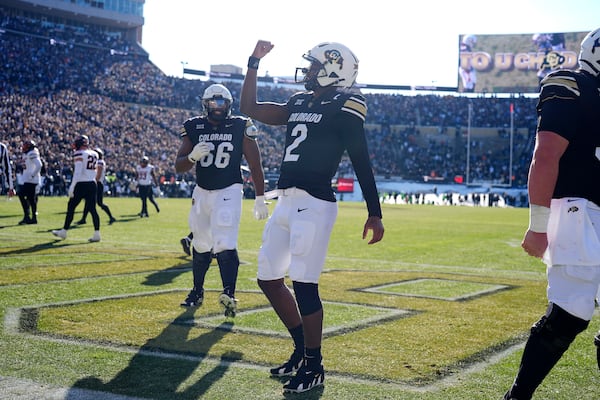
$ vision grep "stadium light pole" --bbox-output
[509,102,514,187]
[466,101,472,185]
[180,61,188,78]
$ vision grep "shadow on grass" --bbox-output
[69,308,241,399]
[142,263,191,286]
[0,213,25,229]
[283,386,324,399]
[0,240,85,255]
[112,213,149,223]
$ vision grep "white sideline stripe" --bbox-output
[4,308,530,394]
[23,305,600,394]
[0,376,145,400]
[0,344,525,396]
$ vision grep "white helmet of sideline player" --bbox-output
[579,28,600,76]
[462,34,477,48]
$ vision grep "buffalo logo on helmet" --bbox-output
[324,49,344,70]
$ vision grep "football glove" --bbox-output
[253,195,269,220]
[188,142,210,162]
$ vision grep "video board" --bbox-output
[458,31,588,93]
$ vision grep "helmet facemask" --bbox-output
[203,97,231,121]
[295,59,323,90]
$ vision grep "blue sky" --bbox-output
[142,0,599,88]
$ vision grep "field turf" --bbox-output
[1,196,599,399]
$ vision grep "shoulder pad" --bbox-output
[182,116,205,137]
[184,116,203,124]
[539,70,580,99]
[341,94,367,122]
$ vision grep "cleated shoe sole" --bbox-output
[219,293,237,317]
[283,365,324,393]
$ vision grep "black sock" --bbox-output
[288,324,304,358]
[305,346,322,369]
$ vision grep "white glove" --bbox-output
[187,142,210,162]
[253,195,269,220]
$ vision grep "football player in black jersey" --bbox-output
[175,83,268,317]
[504,28,600,400]
[241,40,384,393]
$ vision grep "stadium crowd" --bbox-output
[0,8,537,202]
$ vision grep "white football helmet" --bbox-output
[462,34,477,48]
[202,83,233,121]
[296,42,359,90]
[532,33,550,45]
[578,28,600,76]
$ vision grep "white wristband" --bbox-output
[528,204,550,233]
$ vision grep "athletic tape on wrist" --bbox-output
[529,204,550,233]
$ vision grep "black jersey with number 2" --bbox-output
[278,89,382,218]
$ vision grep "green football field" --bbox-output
[1,196,599,399]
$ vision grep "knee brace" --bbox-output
[508,303,589,399]
[292,281,322,316]
[531,303,589,356]
[216,249,239,296]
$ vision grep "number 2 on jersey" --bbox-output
[283,124,308,162]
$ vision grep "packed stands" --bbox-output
[0,7,537,201]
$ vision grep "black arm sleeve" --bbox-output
[339,115,382,218]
